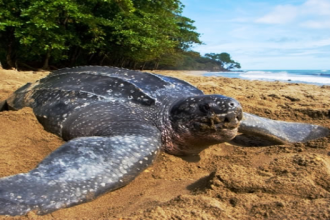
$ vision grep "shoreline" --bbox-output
[203,69,330,87]
[149,69,208,76]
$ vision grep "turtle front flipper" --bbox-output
[0,128,161,216]
[238,112,329,144]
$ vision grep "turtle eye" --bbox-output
[200,103,211,113]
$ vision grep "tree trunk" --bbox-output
[100,53,108,66]
[154,61,159,70]
[88,53,95,63]
[6,41,15,69]
[15,60,18,71]
[128,60,135,69]
[120,58,126,67]
[42,49,51,70]
[5,28,17,69]
[70,47,80,66]
[141,62,146,71]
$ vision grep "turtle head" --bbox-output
[168,95,243,155]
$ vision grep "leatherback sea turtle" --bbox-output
[0,66,328,216]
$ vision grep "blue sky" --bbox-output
[180,0,330,70]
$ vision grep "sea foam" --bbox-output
[204,70,330,86]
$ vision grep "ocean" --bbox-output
[204,70,330,86]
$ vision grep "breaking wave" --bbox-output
[204,70,330,86]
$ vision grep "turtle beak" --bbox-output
[222,109,242,129]
[215,98,243,129]
[222,99,243,127]
[195,99,243,131]
[195,111,242,132]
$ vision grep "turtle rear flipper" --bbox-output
[0,128,161,216]
[238,112,330,144]
[0,100,8,111]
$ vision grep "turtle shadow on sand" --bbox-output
[0,66,328,216]
[230,134,283,147]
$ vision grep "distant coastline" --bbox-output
[203,69,330,86]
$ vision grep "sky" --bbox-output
[180,0,330,70]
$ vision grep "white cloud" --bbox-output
[229,17,252,23]
[255,0,330,29]
[255,5,298,24]
[300,20,330,28]
[302,0,330,15]
[309,37,330,47]
[194,35,330,60]
[300,0,330,29]
[182,0,330,69]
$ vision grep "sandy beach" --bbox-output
[1,69,330,219]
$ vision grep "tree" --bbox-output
[102,0,201,69]
[0,0,129,69]
[205,52,241,70]
[0,0,26,68]
[155,51,242,71]
[0,0,203,70]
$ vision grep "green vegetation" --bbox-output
[0,0,241,71]
[154,51,241,71]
